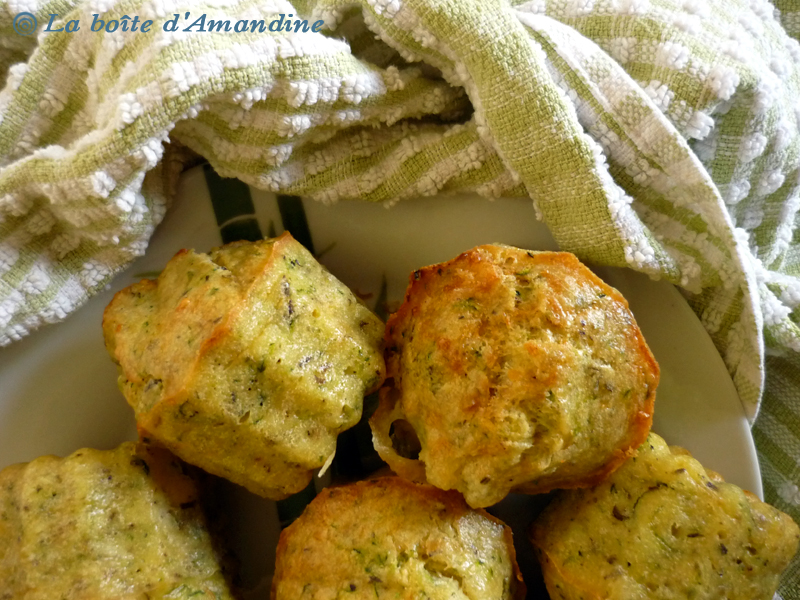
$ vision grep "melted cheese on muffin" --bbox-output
[272,477,525,600]
[371,244,658,507]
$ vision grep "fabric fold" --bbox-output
[0,0,798,419]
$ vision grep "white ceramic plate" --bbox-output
[0,165,760,596]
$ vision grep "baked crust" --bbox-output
[0,443,234,599]
[103,233,385,499]
[530,433,800,600]
[271,476,526,600]
[371,244,658,507]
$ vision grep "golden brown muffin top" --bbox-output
[372,244,658,507]
[272,476,525,600]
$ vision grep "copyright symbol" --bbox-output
[13,12,37,36]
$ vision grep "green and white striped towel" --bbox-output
[1,0,800,594]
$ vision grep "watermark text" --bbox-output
[13,12,325,36]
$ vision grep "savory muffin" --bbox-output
[530,433,800,600]
[0,443,235,600]
[271,476,525,600]
[103,233,385,499]
[371,244,658,507]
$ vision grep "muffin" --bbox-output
[371,244,658,507]
[103,233,385,499]
[271,476,525,600]
[530,433,800,600]
[0,442,234,599]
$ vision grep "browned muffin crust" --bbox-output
[0,443,236,599]
[530,433,800,600]
[371,244,658,507]
[272,477,525,600]
[103,233,385,500]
